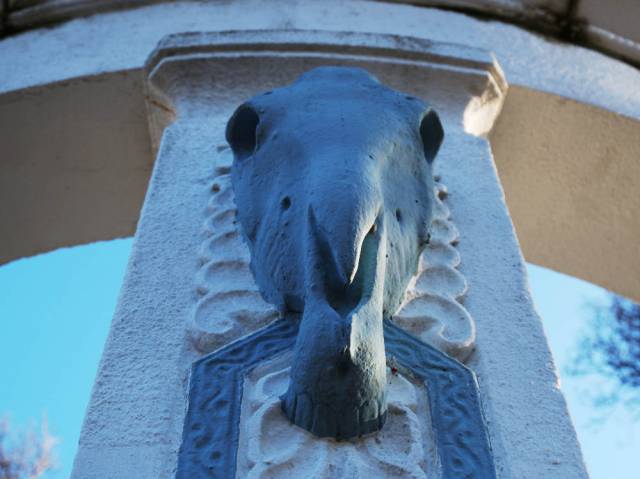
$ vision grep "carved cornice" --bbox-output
[145,29,506,86]
[144,29,508,148]
[145,29,507,104]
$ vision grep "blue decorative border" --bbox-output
[176,318,496,478]
[175,318,300,479]
[383,320,496,478]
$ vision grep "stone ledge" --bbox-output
[144,29,507,134]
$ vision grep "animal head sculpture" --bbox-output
[226,67,443,439]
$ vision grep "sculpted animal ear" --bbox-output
[420,109,444,164]
[226,104,260,160]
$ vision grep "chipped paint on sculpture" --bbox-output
[225,67,444,439]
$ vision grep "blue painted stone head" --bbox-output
[226,67,443,439]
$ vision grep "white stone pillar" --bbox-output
[72,30,587,478]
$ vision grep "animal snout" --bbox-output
[308,197,382,317]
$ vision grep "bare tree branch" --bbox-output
[0,416,58,479]
[568,296,640,418]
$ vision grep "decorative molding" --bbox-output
[176,319,496,478]
[394,177,476,362]
[145,30,507,107]
[188,146,279,354]
[177,317,300,479]
[384,320,496,478]
[146,29,506,85]
[145,30,508,154]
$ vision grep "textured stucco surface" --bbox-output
[70,117,218,478]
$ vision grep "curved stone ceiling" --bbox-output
[2,0,640,66]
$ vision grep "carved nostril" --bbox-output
[281,196,291,210]
[395,209,402,223]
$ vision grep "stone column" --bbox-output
[72,30,587,478]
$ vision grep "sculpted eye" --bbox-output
[419,109,444,164]
[226,104,260,160]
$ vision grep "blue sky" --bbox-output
[0,239,638,478]
[527,264,640,479]
[0,239,130,478]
